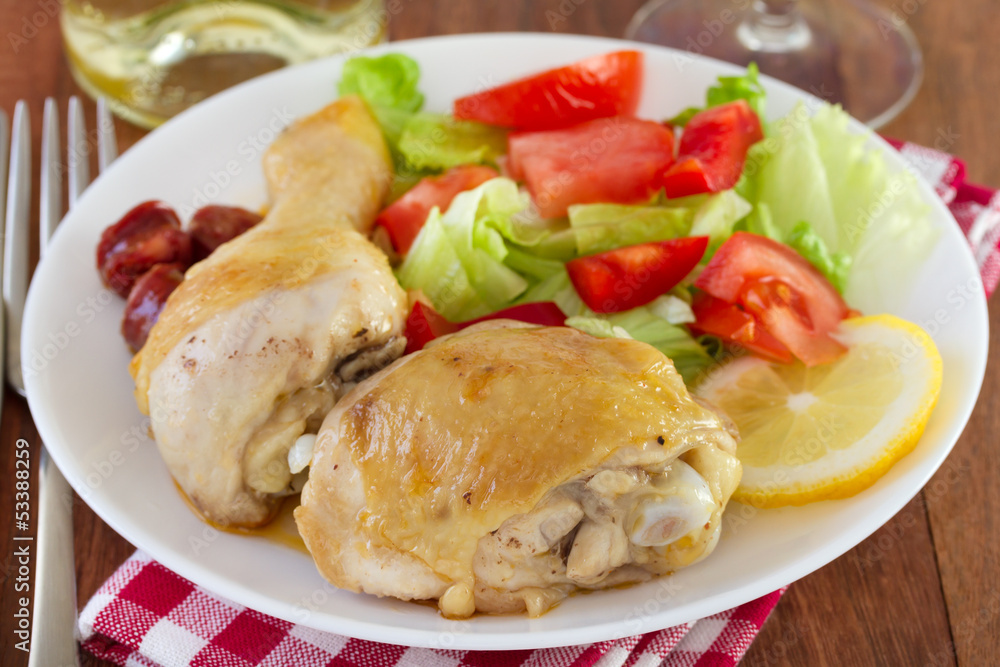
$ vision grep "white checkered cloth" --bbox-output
[79,552,785,667]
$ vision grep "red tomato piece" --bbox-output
[694,232,852,366]
[404,301,460,354]
[453,51,643,131]
[96,201,192,298]
[404,301,567,353]
[741,279,847,366]
[376,165,499,254]
[689,292,792,363]
[566,236,708,313]
[661,100,764,199]
[508,116,676,218]
[463,302,567,329]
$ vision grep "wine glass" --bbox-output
[625,0,923,129]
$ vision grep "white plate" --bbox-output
[24,33,988,650]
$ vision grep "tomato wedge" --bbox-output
[453,51,643,131]
[741,280,849,365]
[566,236,708,313]
[508,116,675,218]
[694,232,852,366]
[404,301,567,353]
[375,165,498,254]
[404,301,459,354]
[689,293,792,363]
[661,100,764,199]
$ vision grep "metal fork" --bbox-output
[3,96,118,667]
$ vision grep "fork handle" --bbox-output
[27,449,80,667]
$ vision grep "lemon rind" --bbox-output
[696,315,943,508]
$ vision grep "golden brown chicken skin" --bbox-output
[296,322,741,618]
[130,96,407,528]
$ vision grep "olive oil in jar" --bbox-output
[62,0,387,128]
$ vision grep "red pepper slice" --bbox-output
[661,100,764,199]
[565,236,709,313]
[463,302,567,328]
[404,302,460,354]
[404,301,567,354]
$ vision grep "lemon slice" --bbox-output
[695,314,943,508]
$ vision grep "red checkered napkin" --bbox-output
[77,142,997,667]
[884,138,1000,295]
[78,552,784,667]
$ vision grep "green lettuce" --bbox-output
[647,293,695,324]
[731,200,782,240]
[741,102,938,309]
[560,192,751,259]
[786,221,852,293]
[516,270,586,318]
[398,113,508,171]
[367,105,413,158]
[689,190,754,257]
[565,317,633,341]
[337,53,429,182]
[566,298,714,384]
[566,203,692,255]
[397,178,535,320]
[338,53,424,112]
[667,62,766,127]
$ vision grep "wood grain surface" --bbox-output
[0,1,997,665]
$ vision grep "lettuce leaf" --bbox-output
[786,221,852,293]
[565,317,633,341]
[398,113,508,171]
[647,293,696,324]
[337,53,430,185]
[742,102,938,310]
[707,62,766,119]
[566,299,714,384]
[396,176,717,383]
[397,178,533,320]
[689,190,754,257]
[368,105,412,156]
[667,63,766,127]
[338,53,424,112]
[566,203,692,255]
[516,269,586,318]
[731,200,782,241]
[561,192,750,259]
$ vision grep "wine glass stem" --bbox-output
[739,0,811,52]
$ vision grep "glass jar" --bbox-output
[62,0,387,128]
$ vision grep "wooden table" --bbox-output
[1,1,997,665]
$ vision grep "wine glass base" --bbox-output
[625,0,923,129]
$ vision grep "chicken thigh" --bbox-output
[296,323,741,618]
[130,96,407,528]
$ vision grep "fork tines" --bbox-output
[3,96,119,396]
[3,101,29,393]
[8,94,119,667]
[40,99,61,254]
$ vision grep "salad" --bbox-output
[337,51,933,363]
[339,50,943,507]
[328,51,920,354]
